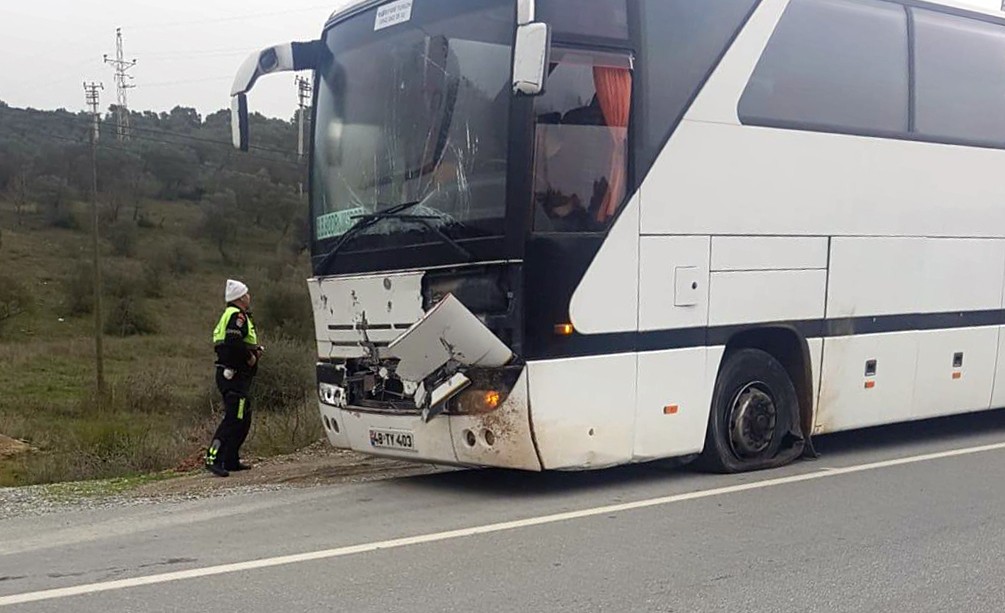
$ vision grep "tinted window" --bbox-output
[537,0,629,40]
[638,0,760,175]
[532,50,633,232]
[913,9,1005,144]
[738,0,909,134]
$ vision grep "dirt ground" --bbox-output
[131,441,447,497]
[0,434,34,460]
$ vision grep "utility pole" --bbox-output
[296,76,313,197]
[83,83,106,401]
[295,74,311,159]
[104,28,137,141]
[84,82,103,142]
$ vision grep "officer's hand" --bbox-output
[248,353,258,367]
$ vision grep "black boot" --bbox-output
[206,463,230,478]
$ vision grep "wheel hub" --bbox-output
[728,383,777,459]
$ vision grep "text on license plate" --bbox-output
[369,428,416,452]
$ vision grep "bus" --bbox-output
[229,0,1005,473]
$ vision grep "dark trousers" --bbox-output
[206,369,253,469]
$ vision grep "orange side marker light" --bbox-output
[864,380,876,389]
[664,405,679,415]
[554,323,575,336]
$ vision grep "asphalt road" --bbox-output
[4,411,1005,612]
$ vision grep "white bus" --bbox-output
[230,0,1005,473]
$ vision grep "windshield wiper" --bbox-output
[316,200,423,273]
[316,199,472,274]
[382,213,473,262]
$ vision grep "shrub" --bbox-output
[136,214,158,229]
[64,262,95,315]
[141,260,167,298]
[103,267,141,298]
[165,239,199,276]
[246,399,324,457]
[259,281,314,343]
[31,174,79,230]
[0,274,32,332]
[251,337,314,413]
[107,222,138,257]
[104,294,159,337]
[47,206,80,230]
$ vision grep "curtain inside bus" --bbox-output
[593,66,631,224]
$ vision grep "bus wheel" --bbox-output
[697,348,798,473]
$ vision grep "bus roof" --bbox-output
[322,0,1005,31]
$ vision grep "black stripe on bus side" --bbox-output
[538,309,1005,360]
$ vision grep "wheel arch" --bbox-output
[720,326,815,441]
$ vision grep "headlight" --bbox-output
[452,388,505,415]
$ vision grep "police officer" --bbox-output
[205,279,263,477]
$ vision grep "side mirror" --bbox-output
[230,40,322,151]
[512,22,551,96]
[231,94,249,150]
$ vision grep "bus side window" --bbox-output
[532,49,633,233]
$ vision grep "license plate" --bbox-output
[369,428,416,452]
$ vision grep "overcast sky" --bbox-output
[0,0,350,120]
[1,0,1001,120]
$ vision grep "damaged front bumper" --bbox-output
[318,365,541,471]
[315,292,541,471]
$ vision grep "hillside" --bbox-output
[0,102,324,486]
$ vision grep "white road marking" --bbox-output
[3,441,1004,607]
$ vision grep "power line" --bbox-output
[132,47,257,59]
[124,4,335,30]
[140,76,232,89]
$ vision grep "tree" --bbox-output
[32,174,77,229]
[166,106,202,132]
[140,145,198,200]
[0,101,304,232]
[6,167,30,226]
[200,189,238,263]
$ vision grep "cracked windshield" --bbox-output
[312,0,513,249]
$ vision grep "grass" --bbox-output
[0,197,321,487]
[246,399,325,459]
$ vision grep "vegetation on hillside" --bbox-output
[0,101,323,486]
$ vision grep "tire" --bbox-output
[696,348,800,474]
